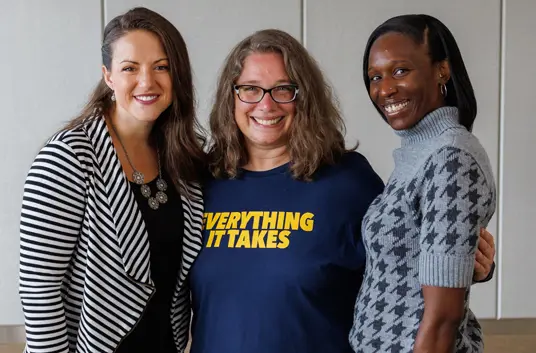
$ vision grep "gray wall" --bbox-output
[500,0,536,318]
[0,0,534,325]
[1,1,102,325]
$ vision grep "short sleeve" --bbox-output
[418,146,496,288]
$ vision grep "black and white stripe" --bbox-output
[19,117,203,353]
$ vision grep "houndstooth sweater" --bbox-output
[349,106,496,353]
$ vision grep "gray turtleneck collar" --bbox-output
[394,106,462,146]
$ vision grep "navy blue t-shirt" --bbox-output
[189,152,384,353]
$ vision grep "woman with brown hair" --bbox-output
[18,7,205,353]
[188,29,495,353]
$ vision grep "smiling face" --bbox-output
[234,52,296,152]
[103,29,173,125]
[367,32,449,130]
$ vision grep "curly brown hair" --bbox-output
[208,29,352,181]
[64,7,206,195]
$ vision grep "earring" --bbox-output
[440,83,448,97]
[111,92,116,102]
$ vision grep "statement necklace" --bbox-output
[110,122,168,210]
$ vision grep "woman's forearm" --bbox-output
[413,312,460,353]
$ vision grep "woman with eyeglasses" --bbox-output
[188,29,495,353]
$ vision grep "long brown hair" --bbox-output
[208,29,350,181]
[65,7,206,194]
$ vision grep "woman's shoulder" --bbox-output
[45,117,105,151]
[434,128,494,177]
[48,125,89,143]
[338,151,380,177]
[31,119,101,174]
[318,150,385,191]
[420,131,496,193]
[41,128,91,159]
[452,130,492,166]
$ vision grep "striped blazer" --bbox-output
[19,117,204,353]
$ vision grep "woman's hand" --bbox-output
[474,228,496,282]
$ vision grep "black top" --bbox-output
[117,171,184,353]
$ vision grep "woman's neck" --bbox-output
[108,107,154,150]
[243,144,290,171]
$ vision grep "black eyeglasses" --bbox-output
[233,84,299,104]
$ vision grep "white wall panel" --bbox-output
[499,0,536,318]
[0,0,102,324]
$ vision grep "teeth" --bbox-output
[252,117,283,126]
[385,101,408,114]
[136,95,157,101]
